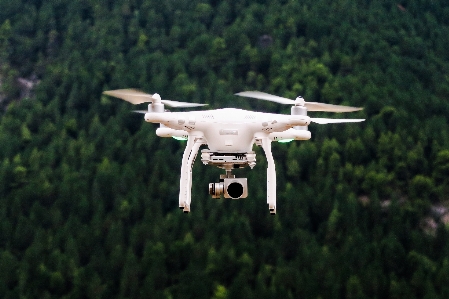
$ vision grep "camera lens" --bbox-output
[227,182,244,199]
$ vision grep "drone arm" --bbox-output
[145,113,176,126]
[261,136,276,214]
[156,125,188,139]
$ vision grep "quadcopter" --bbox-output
[103,89,364,214]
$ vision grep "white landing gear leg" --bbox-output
[179,136,203,213]
[261,137,276,215]
[179,137,193,210]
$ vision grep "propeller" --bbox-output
[103,89,207,108]
[310,118,365,124]
[235,91,362,112]
[132,110,149,114]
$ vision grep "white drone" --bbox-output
[103,89,364,214]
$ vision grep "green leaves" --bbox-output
[1,0,449,298]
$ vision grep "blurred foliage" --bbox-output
[1,0,449,298]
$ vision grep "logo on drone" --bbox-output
[219,129,238,135]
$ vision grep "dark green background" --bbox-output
[1,0,449,298]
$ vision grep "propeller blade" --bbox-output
[235,90,363,112]
[162,99,207,108]
[103,89,155,104]
[306,102,363,112]
[132,110,148,114]
[235,91,294,105]
[104,89,207,108]
[310,118,365,124]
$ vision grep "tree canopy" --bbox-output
[1,0,449,298]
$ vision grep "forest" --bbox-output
[1,0,449,298]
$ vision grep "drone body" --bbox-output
[103,89,364,214]
[146,108,311,152]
